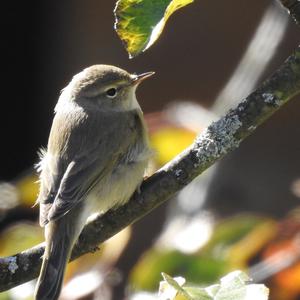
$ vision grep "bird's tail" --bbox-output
[35,220,75,300]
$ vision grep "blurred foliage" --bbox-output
[114,0,194,58]
[130,215,275,291]
[0,223,43,256]
[261,209,300,300]
[130,210,300,300]
[15,174,39,207]
[0,292,10,300]
[150,127,196,165]
[131,249,228,291]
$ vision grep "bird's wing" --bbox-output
[38,109,141,225]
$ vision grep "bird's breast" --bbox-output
[83,144,151,221]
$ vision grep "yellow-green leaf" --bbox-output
[114,0,194,58]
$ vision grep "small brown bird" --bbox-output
[35,65,153,300]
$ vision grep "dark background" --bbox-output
[1,0,300,216]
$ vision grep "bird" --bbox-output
[34,64,153,300]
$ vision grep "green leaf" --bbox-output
[114,0,194,58]
[210,271,269,300]
[158,271,269,300]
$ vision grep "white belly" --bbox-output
[80,157,148,225]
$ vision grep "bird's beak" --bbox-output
[131,71,155,85]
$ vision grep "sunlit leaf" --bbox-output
[114,0,194,58]
[159,271,269,300]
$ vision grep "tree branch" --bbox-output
[279,0,300,25]
[1,45,299,292]
[1,4,300,292]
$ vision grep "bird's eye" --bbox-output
[106,88,117,98]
